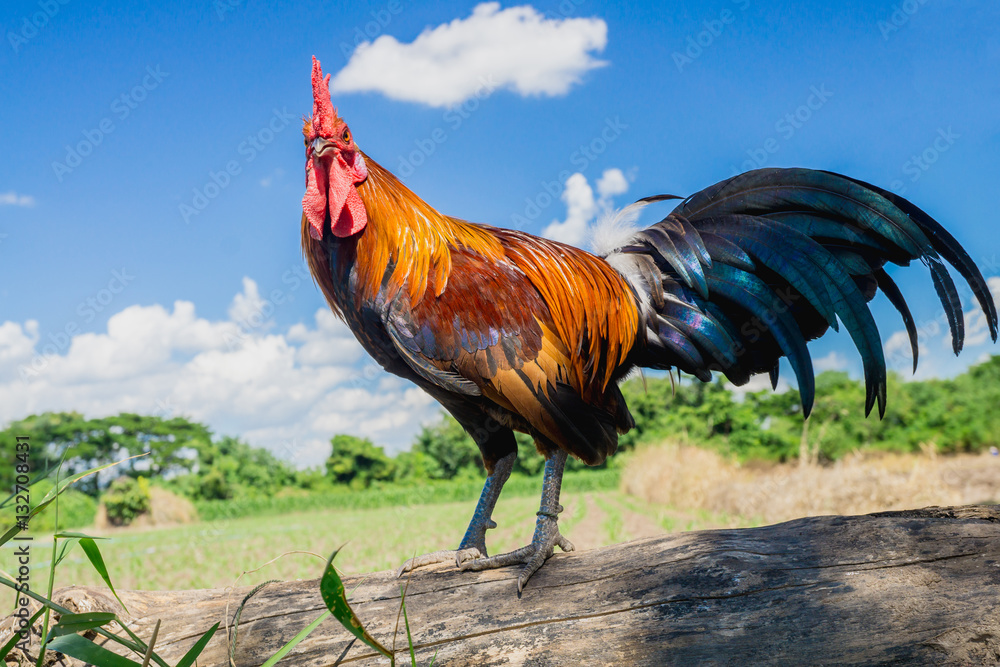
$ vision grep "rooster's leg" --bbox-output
[460,449,575,593]
[397,451,516,576]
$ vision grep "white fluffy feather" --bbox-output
[588,200,649,257]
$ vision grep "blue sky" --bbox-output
[1,0,998,465]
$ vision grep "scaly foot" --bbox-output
[397,546,485,577]
[397,451,516,578]
[460,511,574,593]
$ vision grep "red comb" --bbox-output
[311,56,336,136]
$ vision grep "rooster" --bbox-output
[301,57,997,592]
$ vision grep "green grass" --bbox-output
[596,496,625,544]
[31,470,754,593]
[194,469,619,521]
[32,479,605,591]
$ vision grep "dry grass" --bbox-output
[94,487,198,531]
[621,440,1000,525]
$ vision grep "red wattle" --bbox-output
[302,160,328,240]
[332,187,368,237]
[327,157,368,238]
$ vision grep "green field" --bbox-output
[34,486,751,592]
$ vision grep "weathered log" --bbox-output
[6,505,1000,666]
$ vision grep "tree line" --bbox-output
[3,355,998,513]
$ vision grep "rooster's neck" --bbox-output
[349,154,505,306]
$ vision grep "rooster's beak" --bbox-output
[311,138,337,158]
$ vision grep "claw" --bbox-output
[455,547,483,568]
[459,514,574,592]
[397,548,482,577]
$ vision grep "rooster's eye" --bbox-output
[342,128,351,144]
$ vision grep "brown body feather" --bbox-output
[303,154,641,465]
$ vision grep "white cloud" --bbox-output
[541,173,595,246]
[813,351,849,373]
[727,366,791,399]
[596,168,629,199]
[542,167,633,247]
[942,276,1000,351]
[0,280,440,466]
[884,329,915,363]
[227,276,269,325]
[881,274,1000,380]
[0,191,35,207]
[331,2,608,108]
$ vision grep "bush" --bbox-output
[326,435,395,489]
[411,418,484,479]
[103,476,152,525]
[198,468,233,500]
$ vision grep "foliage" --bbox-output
[410,417,484,480]
[3,356,998,511]
[0,412,210,496]
[326,434,396,489]
[620,356,1000,463]
[164,435,300,500]
[103,476,152,526]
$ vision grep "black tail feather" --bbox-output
[605,168,996,418]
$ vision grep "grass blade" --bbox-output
[140,619,160,667]
[116,619,172,667]
[260,611,330,667]
[45,634,143,667]
[53,537,80,567]
[229,579,279,665]
[320,548,392,660]
[54,531,109,540]
[78,537,129,613]
[35,455,68,667]
[400,587,416,666]
[48,611,117,638]
[174,621,218,667]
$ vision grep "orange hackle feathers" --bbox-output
[302,151,639,396]
[352,157,502,303]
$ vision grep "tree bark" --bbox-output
[5,505,1000,666]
